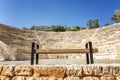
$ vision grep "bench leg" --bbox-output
[31,42,35,65]
[35,44,39,64]
[36,54,39,64]
[86,43,89,64]
[89,42,94,64]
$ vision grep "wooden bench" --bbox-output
[30,42,98,65]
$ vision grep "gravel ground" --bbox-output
[0,59,120,65]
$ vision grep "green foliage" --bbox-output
[22,27,28,30]
[111,10,120,23]
[87,19,100,29]
[104,23,110,26]
[71,26,80,31]
[30,25,36,30]
[29,26,51,31]
[29,25,81,32]
[93,19,99,28]
[65,26,80,31]
[80,27,86,30]
[87,19,93,29]
[51,25,66,32]
[65,27,72,31]
[111,14,118,23]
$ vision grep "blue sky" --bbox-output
[0,0,120,28]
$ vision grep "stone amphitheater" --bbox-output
[0,23,120,62]
[34,23,120,60]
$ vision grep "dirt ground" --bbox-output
[0,58,120,65]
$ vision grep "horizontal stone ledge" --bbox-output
[0,64,120,78]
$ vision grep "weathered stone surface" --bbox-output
[0,65,120,80]
[14,66,33,76]
[0,41,16,61]
[102,66,113,76]
[113,66,120,76]
[39,77,49,80]
[26,77,62,80]
[0,66,3,73]
[58,78,63,80]
[101,76,115,80]
[64,77,80,80]
[48,77,57,80]
[66,65,82,77]
[83,65,103,76]
[116,76,120,80]
[26,77,35,80]
[83,66,94,75]
[34,66,66,78]
[93,66,103,75]
[26,77,44,80]
[12,76,25,80]
[0,76,11,80]
[1,65,14,76]
[83,77,100,80]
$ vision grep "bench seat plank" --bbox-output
[36,48,98,54]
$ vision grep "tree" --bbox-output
[93,19,99,28]
[30,25,36,30]
[104,23,110,26]
[111,10,120,23]
[22,27,28,30]
[65,27,72,31]
[87,19,93,29]
[72,26,80,31]
[51,25,66,32]
[87,19,100,29]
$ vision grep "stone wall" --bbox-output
[0,64,120,80]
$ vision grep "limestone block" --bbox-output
[58,78,63,80]
[66,65,82,77]
[0,76,11,80]
[34,66,66,78]
[83,65,102,76]
[64,77,80,80]
[0,41,16,61]
[26,77,34,80]
[102,66,113,76]
[101,76,115,80]
[25,77,40,80]
[93,66,103,75]
[27,77,58,80]
[83,65,103,76]
[14,66,33,76]
[26,77,44,80]
[0,55,6,61]
[1,65,14,76]
[113,66,120,76]
[83,77,100,80]
[83,66,93,75]
[48,77,57,80]
[12,76,25,80]
[116,76,120,80]
[0,66,3,74]
[39,77,49,80]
